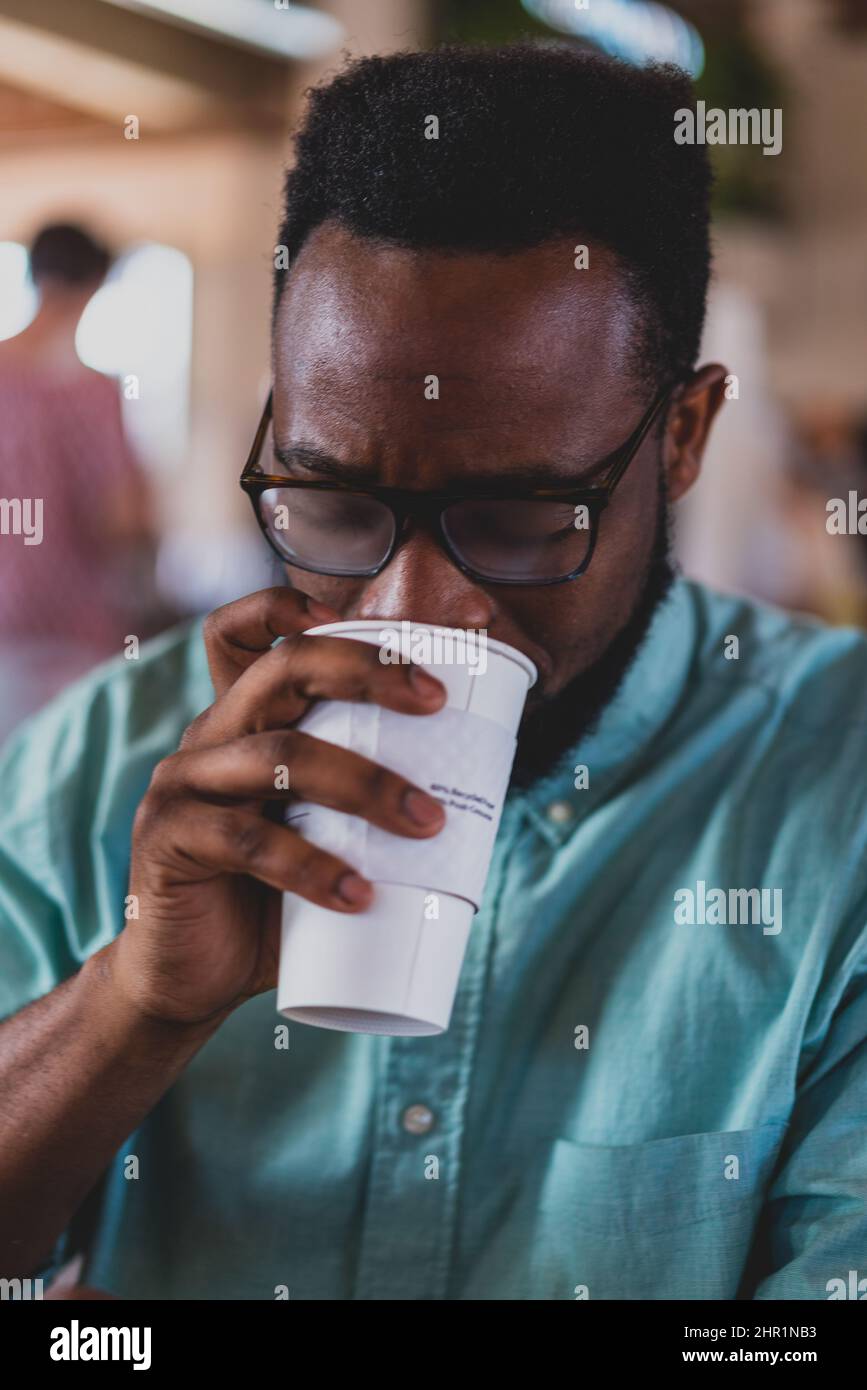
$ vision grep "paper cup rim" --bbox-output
[303,618,537,687]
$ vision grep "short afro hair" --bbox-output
[29,222,111,287]
[274,43,713,391]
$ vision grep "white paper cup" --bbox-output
[277,620,537,1035]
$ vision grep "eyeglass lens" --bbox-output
[254,417,594,582]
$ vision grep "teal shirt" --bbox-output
[2,577,867,1301]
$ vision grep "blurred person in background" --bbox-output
[0,222,155,743]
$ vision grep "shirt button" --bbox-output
[401,1103,435,1135]
[546,800,574,825]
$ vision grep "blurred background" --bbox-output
[1,0,866,738]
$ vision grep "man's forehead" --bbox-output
[273,221,638,394]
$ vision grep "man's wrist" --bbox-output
[78,941,232,1054]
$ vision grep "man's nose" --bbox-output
[354,526,494,629]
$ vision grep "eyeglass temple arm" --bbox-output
[241,389,274,478]
[603,382,680,492]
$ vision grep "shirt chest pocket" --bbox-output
[461,1122,787,1300]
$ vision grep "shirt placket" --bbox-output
[351,806,521,1300]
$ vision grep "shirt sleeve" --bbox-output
[0,734,81,1021]
[0,723,82,1282]
[747,935,867,1299]
[0,665,146,1283]
[0,620,208,1284]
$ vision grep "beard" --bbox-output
[510,476,676,789]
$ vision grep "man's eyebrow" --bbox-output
[499,455,617,488]
[271,441,620,488]
[272,443,380,483]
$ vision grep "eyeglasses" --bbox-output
[239,381,678,586]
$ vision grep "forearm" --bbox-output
[0,940,226,1277]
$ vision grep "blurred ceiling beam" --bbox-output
[0,0,305,132]
[108,0,343,60]
[0,79,116,137]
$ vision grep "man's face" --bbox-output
[272,222,724,776]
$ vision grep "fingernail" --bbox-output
[337,871,372,906]
[402,788,445,827]
[306,597,339,623]
[408,665,444,700]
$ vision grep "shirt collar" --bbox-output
[511,576,698,846]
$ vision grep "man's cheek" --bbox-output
[286,568,358,614]
[528,624,607,699]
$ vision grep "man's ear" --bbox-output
[663,364,729,502]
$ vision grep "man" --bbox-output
[1,44,865,1301]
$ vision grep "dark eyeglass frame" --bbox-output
[239,379,680,587]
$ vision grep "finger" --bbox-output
[203,586,340,696]
[199,632,446,743]
[150,800,373,911]
[163,731,446,837]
